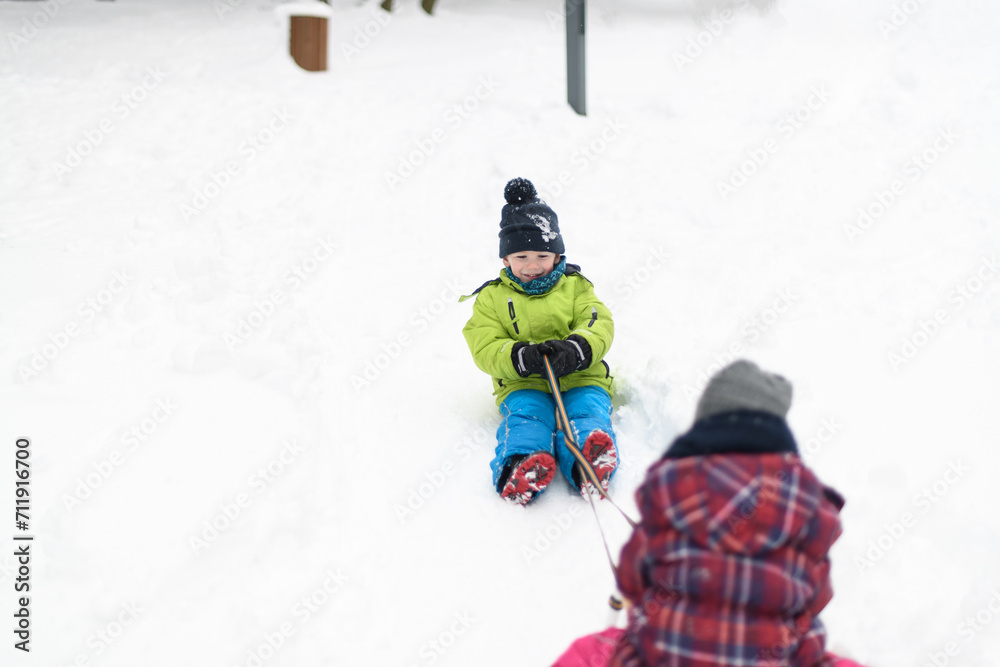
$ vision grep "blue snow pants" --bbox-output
[492,386,617,493]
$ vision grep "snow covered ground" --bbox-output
[2,0,999,665]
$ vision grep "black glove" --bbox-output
[538,335,592,378]
[511,342,546,377]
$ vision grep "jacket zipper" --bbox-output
[507,298,520,334]
[588,307,597,328]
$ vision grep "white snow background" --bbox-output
[2,0,1000,665]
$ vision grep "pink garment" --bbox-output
[552,632,865,667]
[552,628,625,667]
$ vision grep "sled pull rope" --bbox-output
[583,474,622,580]
[544,355,634,612]
[563,403,626,581]
[543,355,637,529]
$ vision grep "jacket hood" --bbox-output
[638,413,843,557]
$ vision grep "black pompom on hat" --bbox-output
[498,178,565,258]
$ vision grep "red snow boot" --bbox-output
[579,430,618,496]
[500,451,556,506]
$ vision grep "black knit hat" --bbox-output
[498,178,565,258]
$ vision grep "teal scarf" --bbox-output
[505,257,567,295]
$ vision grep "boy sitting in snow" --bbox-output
[609,360,848,666]
[461,178,619,506]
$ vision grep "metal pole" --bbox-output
[566,0,586,116]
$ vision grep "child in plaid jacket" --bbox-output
[609,360,847,667]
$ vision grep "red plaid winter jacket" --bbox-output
[610,412,844,667]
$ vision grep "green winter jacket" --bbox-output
[461,264,614,406]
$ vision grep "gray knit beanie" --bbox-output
[695,360,793,421]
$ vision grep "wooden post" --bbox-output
[289,15,328,72]
[566,0,586,116]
